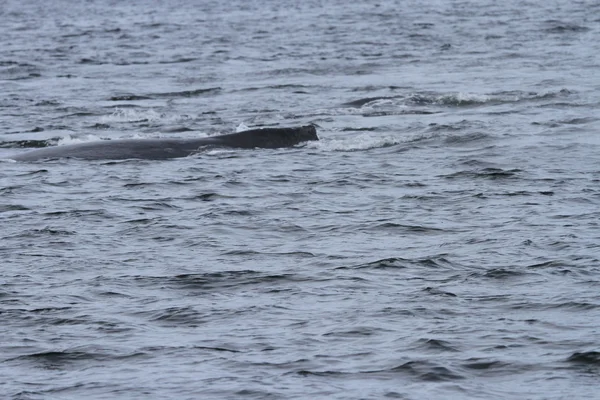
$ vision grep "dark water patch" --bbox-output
[295,369,344,377]
[427,123,466,132]
[0,204,30,213]
[186,192,220,201]
[566,351,600,365]
[8,350,105,369]
[342,96,401,108]
[0,63,42,80]
[462,360,504,370]
[323,326,388,338]
[148,306,207,326]
[8,227,76,238]
[158,57,198,64]
[533,117,597,127]
[337,257,410,270]
[385,360,464,381]
[221,209,253,216]
[38,316,93,327]
[413,338,459,352]
[510,301,599,311]
[237,84,309,92]
[551,302,600,311]
[545,23,590,33]
[442,168,522,180]
[444,132,491,145]
[496,190,536,197]
[11,169,49,177]
[101,103,143,109]
[457,158,498,167]
[404,181,427,188]
[132,270,308,292]
[107,87,220,101]
[78,57,105,65]
[0,61,20,67]
[152,87,221,98]
[413,22,435,29]
[108,94,152,101]
[137,201,180,211]
[526,260,569,270]
[366,222,446,234]
[161,126,195,133]
[337,256,455,271]
[340,126,378,132]
[28,305,73,314]
[423,287,457,297]
[87,123,111,129]
[95,290,134,299]
[477,268,531,279]
[43,209,115,221]
[362,109,438,117]
[459,359,514,376]
[34,100,61,107]
[58,111,101,119]
[537,102,586,110]
[558,117,597,125]
[232,389,282,399]
[267,83,309,90]
[411,256,455,270]
[0,306,79,325]
[173,271,302,290]
[534,89,573,100]
[0,186,22,196]
[122,181,188,188]
[193,346,241,353]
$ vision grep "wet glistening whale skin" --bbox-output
[7,126,318,161]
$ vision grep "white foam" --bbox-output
[436,92,491,105]
[235,122,251,132]
[306,132,419,152]
[99,108,191,124]
[56,134,104,146]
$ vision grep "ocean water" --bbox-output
[1,0,600,399]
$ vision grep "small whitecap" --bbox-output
[235,122,251,132]
[99,108,189,124]
[307,133,416,152]
[436,92,491,106]
[56,134,103,146]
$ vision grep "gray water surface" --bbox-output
[1,1,600,399]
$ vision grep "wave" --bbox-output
[306,131,427,152]
[442,168,522,180]
[336,256,455,271]
[342,89,574,110]
[294,359,465,382]
[107,87,220,101]
[566,351,600,365]
[98,108,193,124]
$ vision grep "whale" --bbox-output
[7,125,318,161]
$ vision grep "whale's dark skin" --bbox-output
[8,126,318,161]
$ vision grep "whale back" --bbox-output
[6,125,319,161]
[214,125,318,149]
